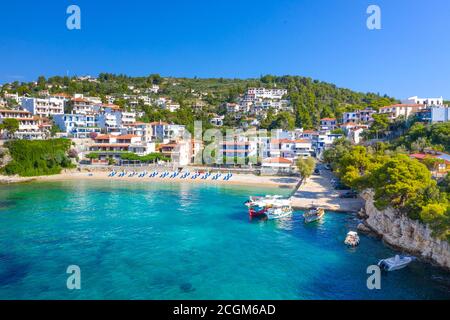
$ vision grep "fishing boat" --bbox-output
[303,207,325,223]
[344,231,360,247]
[378,255,416,271]
[265,206,293,220]
[245,196,292,219]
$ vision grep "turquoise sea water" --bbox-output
[0,180,449,300]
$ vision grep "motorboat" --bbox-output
[245,195,292,219]
[344,231,360,247]
[303,207,325,223]
[378,255,416,271]
[265,206,293,220]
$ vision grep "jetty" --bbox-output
[289,169,364,213]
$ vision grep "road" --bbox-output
[290,166,365,213]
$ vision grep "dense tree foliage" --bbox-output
[296,157,316,179]
[0,118,19,139]
[2,139,75,176]
[395,122,450,152]
[324,139,449,241]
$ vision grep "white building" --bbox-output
[431,106,450,123]
[0,109,45,139]
[268,138,314,161]
[402,96,444,106]
[378,104,426,120]
[210,116,224,126]
[342,112,358,124]
[320,118,338,130]
[146,85,159,94]
[261,157,294,174]
[246,88,288,100]
[21,97,64,117]
[54,114,101,138]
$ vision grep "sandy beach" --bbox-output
[34,169,301,189]
[3,167,365,213]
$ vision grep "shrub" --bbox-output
[2,139,75,176]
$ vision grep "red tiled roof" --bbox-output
[53,93,71,98]
[271,139,293,144]
[149,121,169,125]
[0,109,31,114]
[89,143,130,147]
[72,98,88,103]
[94,134,112,140]
[263,157,293,164]
[294,139,311,143]
[116,134,138,139]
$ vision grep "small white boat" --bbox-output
[265,206,293,220]
[378,255,416,271]
[245,196,292,219]
[303,207,325,223]
[344,231,360,247]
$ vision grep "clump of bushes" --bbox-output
[324,139,450,241]
[1,139,75,176]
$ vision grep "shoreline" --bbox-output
[32,170,301,189]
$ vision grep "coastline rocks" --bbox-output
[361,190,450,270]
[357,223,372,234]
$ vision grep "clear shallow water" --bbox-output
[0,180,449,300]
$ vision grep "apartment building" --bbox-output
[0,109,45,139]
[246,88,288,100]
[268,138,314,161]
[54,113,101,138]
[320,118,338,130]
[378,104,425,120]
[402,96,444,106]
[220,140,258,163]
[158,140,191,166]
[88,134,150,161]
[21,97,64,117]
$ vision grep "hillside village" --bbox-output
[0,75,449,175]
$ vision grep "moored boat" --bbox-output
[245,195,292,219]
[344,231,360,247]
[303,207,325,223]
[265,206,293,220]
[378,255,416,271]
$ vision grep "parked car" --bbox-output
[340,191,358,198]
[313,168,321,175]
[335,183,351,190]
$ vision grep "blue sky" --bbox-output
[0,0,449,99]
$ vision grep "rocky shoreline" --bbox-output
[0,175,35,184]
[358,190,450,271]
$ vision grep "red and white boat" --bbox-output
[245,196,293,219]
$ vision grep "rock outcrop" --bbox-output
[361,190,450,270]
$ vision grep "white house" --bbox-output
[402,96,444,106]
